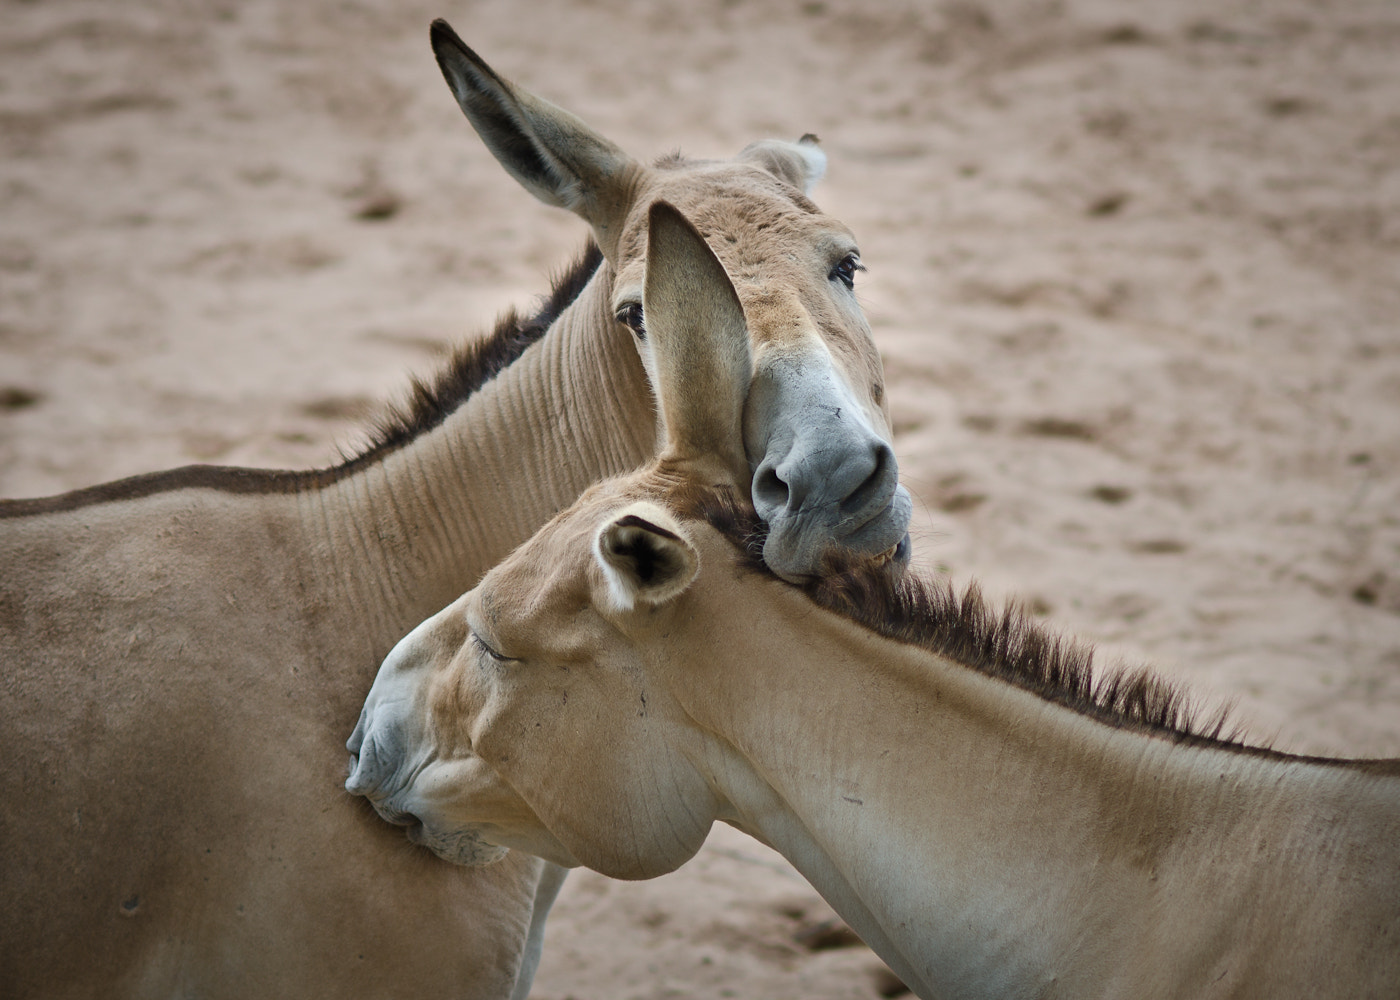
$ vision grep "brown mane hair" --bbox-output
[349,241,604,468]
[673,483,1255,751]
[0,243,603,517]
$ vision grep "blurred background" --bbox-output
[3,0,1398,996]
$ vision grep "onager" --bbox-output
[350,201,1400,999]
[0,20,908,1000]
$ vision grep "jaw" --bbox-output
[400,755,586,869]
[406,754,711,877]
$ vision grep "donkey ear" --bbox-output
[642,201,751,482]
[430,20,640,259]
[737,135,827,194]
[594,504,699,612]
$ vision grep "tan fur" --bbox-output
[1,25,900,999]
[0,265,639,1000]
[356,230,1400,998]
[383,469,1400,1000]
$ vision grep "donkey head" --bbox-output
[430,20,910,580]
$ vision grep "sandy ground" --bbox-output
[3,0,1399,996]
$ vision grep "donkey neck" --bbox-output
[303,271,653,659]
[676,572,1400,1000]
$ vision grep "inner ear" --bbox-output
[595,508,699,611]
[606,517,686,585]
[429,19,638,259]
[642,201,751,481]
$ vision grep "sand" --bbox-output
[3,0,1398,996]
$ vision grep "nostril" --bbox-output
[753,466,790,511]
[839,443,896,517]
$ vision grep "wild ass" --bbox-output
[0,20,910,999]
[349,200,1400,1000]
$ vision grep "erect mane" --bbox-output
[0,242,604,518]
[346,240,605,468]
[675,484,1246,750]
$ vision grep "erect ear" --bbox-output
[642,201,751,483]
[594,503,699,612]
[736,135,827,194]
[430,20,641,260]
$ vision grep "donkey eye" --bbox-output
[470,632,511,664]
[616,302,646,340]
[830,254,864,290]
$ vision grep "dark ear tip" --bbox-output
[647,199,683,228]
[429,18,468,56]
[430,20,504,94]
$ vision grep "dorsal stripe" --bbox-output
[0,243,603,519]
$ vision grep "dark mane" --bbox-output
[674,484,1252,750]
[346,240,604,468]
[0,243,603,518]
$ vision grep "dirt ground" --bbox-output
[3,0,1398,997]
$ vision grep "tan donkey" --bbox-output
[0,21,909,1000]
[350,204,1400,999]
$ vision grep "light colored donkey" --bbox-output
[350,199,1400,1000]
[0,20,909,999]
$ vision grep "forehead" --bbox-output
[475,480,637,632]
[615,159,857,269]
[478,522,590,629]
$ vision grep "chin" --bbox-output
[412,824,511,867]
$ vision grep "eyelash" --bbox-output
[830,254,865,290]
[616,302,646,339]
[471,632,510,663]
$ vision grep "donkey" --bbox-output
[349,200,1400,999]
[0,21,909,999]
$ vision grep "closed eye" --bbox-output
[829,253,865,290]
[470,631,512,664]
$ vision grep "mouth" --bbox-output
[349,769,419,829]
[870,532,912,569]
[829,486,914,566]
[379,806,419,829]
